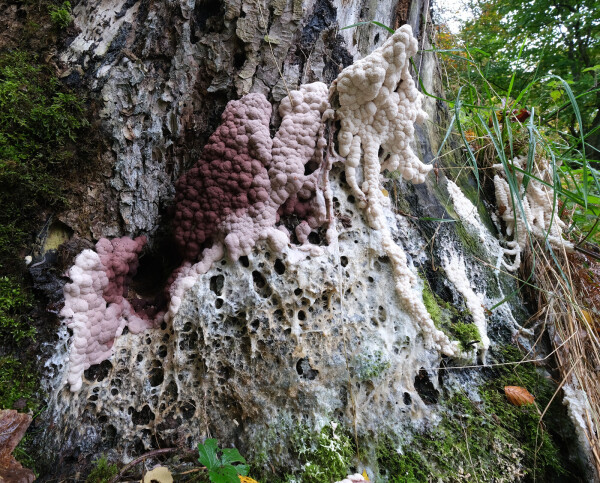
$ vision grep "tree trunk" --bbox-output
[56,0,433,239]
[25,0,593,480]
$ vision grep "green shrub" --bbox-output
[198,439,250,483]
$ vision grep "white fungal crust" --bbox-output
[493,156,573,271]
[333,23,431,199]
[443,254,490,357]
[331,26,458,356]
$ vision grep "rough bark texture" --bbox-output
[48,0,441,242]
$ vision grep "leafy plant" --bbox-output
[48,1,72,29]
[198,438,249,483]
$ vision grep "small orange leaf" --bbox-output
[504,386,535,406]
[239,477,259,483]
[381,189,389,197]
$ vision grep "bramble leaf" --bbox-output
[208,465,241,483]
[198,439,220,470]
[220,448,246,467]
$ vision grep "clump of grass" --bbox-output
[424,25,600,477]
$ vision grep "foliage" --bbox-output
[0,50,86,273]
[198,439,250,483]
[48,1,72,29]
[430,0,600,246]
[86,456,118,483]
[291,423,354,483]
[436,0,600,161]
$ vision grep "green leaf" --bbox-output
[550,90,562,101]
[582,65,600,73]
[420,217,456,222]
[198,439,220,470]
[220,447,247,467]
[208,465,242,483]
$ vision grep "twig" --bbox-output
[108,448,199,483]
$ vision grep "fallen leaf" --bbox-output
[504,386,535,406]
[142,466,173,483]
[581,309,593,325]
[362,469,370,480]
[0,409,35,483]
[239,477,259,483]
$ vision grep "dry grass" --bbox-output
[530,244,600,477]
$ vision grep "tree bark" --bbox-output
[56,0,436,240]
[28,0,591,481]
[34,0,447,478]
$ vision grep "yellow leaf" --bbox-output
[239,477,260,483]
[362,469,370,480]
[581,309,593,325]
[381,189,389,197]
[142,466,173,483]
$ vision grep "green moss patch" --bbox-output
[376,345,574,482]
[85,456,118,483]
[251,420,356,483]
[0,356,38,411]
[0,50,87,273]
[422,281,480,351]
[293,423,354,483]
